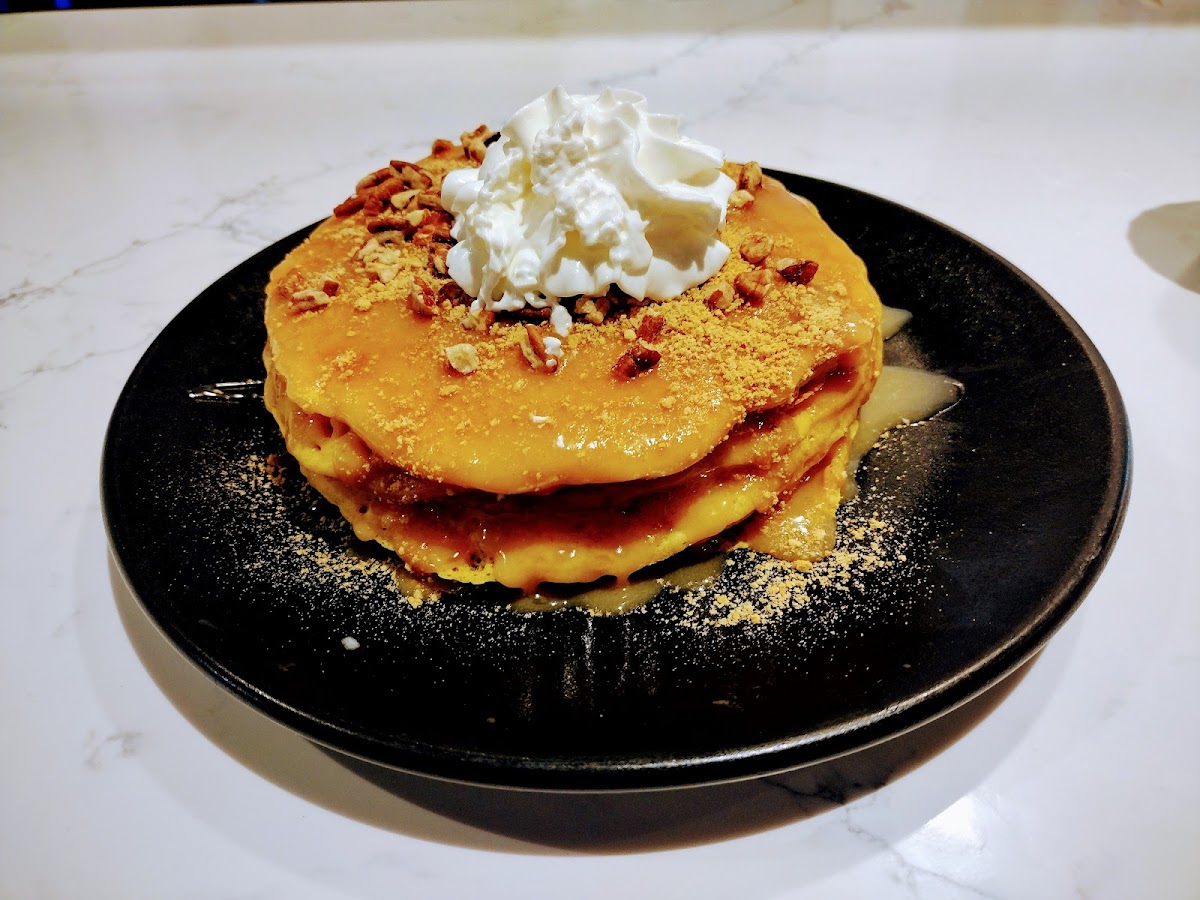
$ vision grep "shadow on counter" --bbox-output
[1128,201,1200,296]
[319,658,1030,853]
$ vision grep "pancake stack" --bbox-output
[263,134,882,590]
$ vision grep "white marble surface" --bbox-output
[2,1,1198,897]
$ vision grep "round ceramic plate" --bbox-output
[102,172,1129,791]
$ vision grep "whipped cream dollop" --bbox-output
[441,87,735,315]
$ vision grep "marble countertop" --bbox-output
[2,1,1198,897]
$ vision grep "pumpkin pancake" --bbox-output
[263,133,882,590]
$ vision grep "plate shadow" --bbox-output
[112,553,1036,853]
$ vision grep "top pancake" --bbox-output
[264,151,881,495]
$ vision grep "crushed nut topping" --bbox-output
[729,189,755,210]
[779,260,819,285]
[444,343,479,374]
[519,324,561,372]
[739,233,774,265]
[734,268,780,303]
[612,344,661,380]
[321,277,340,296]
[407,277,437,316]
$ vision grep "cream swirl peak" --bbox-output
[440,87,735,314]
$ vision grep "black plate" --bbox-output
[102,172,1129,790]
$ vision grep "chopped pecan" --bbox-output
[416,190,445,210]
[366,214,420,235]
[334,170,408,218]
[419,208,454,231]
[461,124,497,164]
[437,280,469,305]
[357,237,402,284]
[370,231,406,247]
[519,324,560,372]
[612,345,661,380]
[390,163,432,190]
[430,243,449,276]
[507,307,553,321]
[413,213,454,247]
[333,194,365,217]
[356,167,397,193]
[463,141,487,164]
[575,296,611,325]
[407,277,437,316]
[636,313,665,343]
[321,277,340,296]
[275,268,307,297]
[390,189,419,211]
[779,260,819,285]
[734,268,779,304]
[430,138,457,158]
[289,289,331,314]
[462,306,495,332]
[729,189,755,210]
[739,233,774,264]
[605,284,641,307]
[739,160,763,193]
[705,288,733,311]
[363,176,406,203]
[444,343,479,374]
